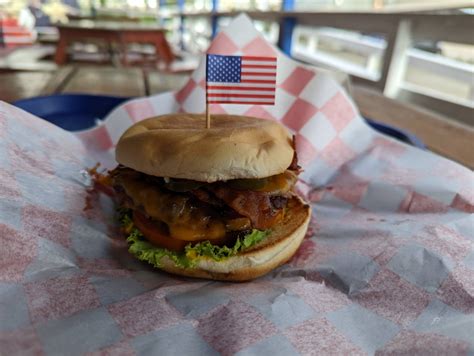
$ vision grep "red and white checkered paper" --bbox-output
[1,14,473,355]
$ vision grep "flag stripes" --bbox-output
[206,54,277,105]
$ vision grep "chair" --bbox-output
[13,93,129,131]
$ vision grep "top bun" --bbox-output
[115,114,294,182]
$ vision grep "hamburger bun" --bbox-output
[158,195,310,281]
[116,113,294,182]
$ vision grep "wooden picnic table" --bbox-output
[1,66,473,169]
[54,21,175,67]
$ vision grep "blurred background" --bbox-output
[0,0,473,127]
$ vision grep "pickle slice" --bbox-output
[227,170,297,194]
[225,217,252,231]
[227,178,267,190]
[163,179,206,192]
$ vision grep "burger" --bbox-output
[110,113,311,281]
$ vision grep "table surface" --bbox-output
[1,66,472,168]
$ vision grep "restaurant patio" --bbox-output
[0,1,473,355]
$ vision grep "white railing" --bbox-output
[292,26,386,81]
[404,48,474,107]
[291,26,474,108]
[163,10,474,123]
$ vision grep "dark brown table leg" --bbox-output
[155,33,174,69]
[118,39,128,67]
[54,35,68,65]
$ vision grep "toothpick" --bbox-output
[206,102,211,129]
[205,53,211,129]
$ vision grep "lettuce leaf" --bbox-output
[118,209,268,269]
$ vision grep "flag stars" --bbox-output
[207,54,241,83]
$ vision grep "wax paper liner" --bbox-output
[1,14,473,356]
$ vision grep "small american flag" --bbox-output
[206,54,277,105]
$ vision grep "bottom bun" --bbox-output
[159,195,311,281]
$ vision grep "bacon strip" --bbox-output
[111,166,290,231]
[190,188,224,207]
[288,135,302,173]
[209,185,283,229]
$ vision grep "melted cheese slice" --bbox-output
[119,174,225,241]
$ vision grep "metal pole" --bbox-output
[211,0,219,39]
[178,0,185,50]
[278,0,296,56]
